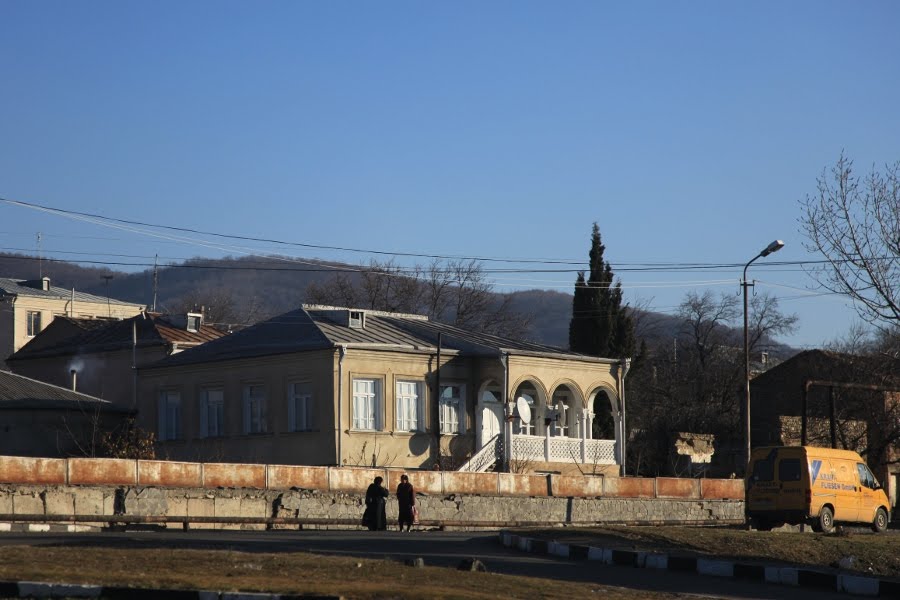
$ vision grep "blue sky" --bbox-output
[1,1,899,348]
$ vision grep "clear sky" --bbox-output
[2,1,899,348]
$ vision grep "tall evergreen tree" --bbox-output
[569,223,635,358]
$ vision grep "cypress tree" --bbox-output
[569,223,635,359]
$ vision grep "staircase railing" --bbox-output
[457,434,502,472]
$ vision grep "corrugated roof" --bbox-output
[0,370,130,412]
[9,313,226,360]
[148,306,604,369]
[0,277,142,307]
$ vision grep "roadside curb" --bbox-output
[498,532,900,598]
[0,581,343,599]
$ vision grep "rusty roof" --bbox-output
[8,313,226,361]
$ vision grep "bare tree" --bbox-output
[305,259,532,338]
[800,154,900,330]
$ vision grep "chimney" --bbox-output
[70,369,77,392]
[23,277,51,291]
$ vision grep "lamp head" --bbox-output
[760,240,785,257]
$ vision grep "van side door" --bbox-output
[856,463,881,524]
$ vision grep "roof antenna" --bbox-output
[36,232,42,278]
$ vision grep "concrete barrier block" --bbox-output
[266,465,328,491]
[602,477,654,497]
[68,458,137,486]
[0,456,67,485]
[138,460,202,488]
[837,574,879,596]
[187,496,215,530]
[203,463,266,489]
[0,491,12,514]
[655,478,700,498]
[167,495,188,517]
[441,472,499,495]
[384,469,442,495]
[765,567,799,586]
[73,488,107,516]
[697,559,734,577]
[328,467,387,493]
[214,496,242,529]
[42,490,75,516]
[700,478,744,500]
[241,496,269,519]
[12,492,43,515]
[499,473,549,497]
[550,474,602,497]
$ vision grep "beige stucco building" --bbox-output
[138,306,630,474]
[0,277,144,366]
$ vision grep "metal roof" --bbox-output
[148,306,607,369]
[9,313,226,360]
[0,370,130,412]
[0,277,143,307]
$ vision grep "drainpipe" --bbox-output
[70,288,75,317]
[434,333,442,468]
[619,357,632,477]
[132,320,138,409]
[501,351,510,472]
[337,345,347,466]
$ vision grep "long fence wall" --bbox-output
[0,455,744,500]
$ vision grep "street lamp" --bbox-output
[742,240,784,471]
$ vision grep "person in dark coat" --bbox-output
[363,476,388,531]
[396,474,416,532]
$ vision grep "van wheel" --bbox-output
[815,506,835,534]
[872,508,888,533]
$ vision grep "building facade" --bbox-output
[138,306,629,474]
[0,277,144,366]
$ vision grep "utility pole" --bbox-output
[152,254,159,312]
[102,275,113,318]
[36,232,42,278]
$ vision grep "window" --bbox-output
[396,381,423,432]
[199,389,224,438]
[352,378,381,430]
[751,456,774,482]
[349,310,365,329]
[778,459,802,482]
[243,384,267,434]
[26,311,42,337]
[439,384,465,434]
[288,382,315,432]
[158,390,182,441]
[857,463,877,489]
[186,315,201,332]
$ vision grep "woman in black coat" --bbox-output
[396,474,416,532]
[363,476,389,531]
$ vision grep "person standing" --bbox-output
[396,474,416,532]
[363,476,388,531]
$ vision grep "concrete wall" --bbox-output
[0,455,744,499]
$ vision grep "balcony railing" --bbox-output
[459,434,617,471]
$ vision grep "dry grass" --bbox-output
[525,526,900,578]
[0,546,698,599]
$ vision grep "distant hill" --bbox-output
[0,252,797,357]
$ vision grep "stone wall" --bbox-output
[0,484,743,528]
[0,454,745,527]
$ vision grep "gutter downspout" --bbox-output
[132,320,138,409]
[619,357,632,477]
[501,351,510,472]
[337,345,347,466]
[434,333,442,468]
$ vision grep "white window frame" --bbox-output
[439,383,466,434]
[352,378,382,431]
[26,311,42,337]
[395,380,424,432]
[158,390,182,441]
[199,388,224,438]
[242,384,267,434]
[288,381,315,432]
[517,393,536,435]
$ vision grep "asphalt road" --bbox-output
[0,528,851,600]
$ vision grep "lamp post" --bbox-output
[742,240,784,471]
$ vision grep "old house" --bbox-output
[0,370,131,458]
[7,312,225,409]
[137,305,630,474]
[0,277,144,366]
[751,349,900,513]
